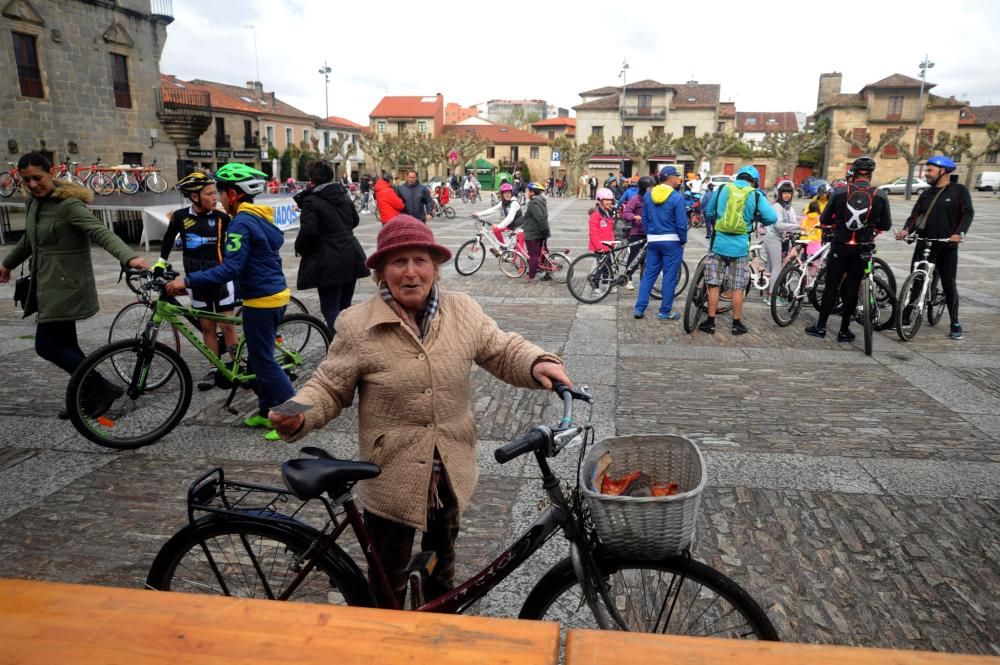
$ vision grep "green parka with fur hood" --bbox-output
[1,182,139,322]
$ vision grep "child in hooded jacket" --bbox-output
[588,188,617,293]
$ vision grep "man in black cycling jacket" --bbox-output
[806,156,892,342]
[894,155,974,340]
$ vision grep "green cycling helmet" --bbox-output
[214,162,268,196]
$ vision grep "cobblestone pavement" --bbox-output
[0,191,998,655]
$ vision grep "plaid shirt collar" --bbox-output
[379,282,439,342]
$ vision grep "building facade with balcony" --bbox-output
[442,124,551,183]
[2,0,175,169]
[369,95,445,137]
[573,79,726,176]
[814,72,966,183]
[530,117,576,141]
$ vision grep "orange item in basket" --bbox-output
[651,482,680,497]
[600,470,642,496]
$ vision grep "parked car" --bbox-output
[975,171,1000,191]
[877,177,931,195]
[797,177,829,199]
[702,174,734,188]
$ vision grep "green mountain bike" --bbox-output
[66,269,330,450]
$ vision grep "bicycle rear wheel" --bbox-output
[0,173,16,198]
[454,239,486,275]
[119,172,140,194]
[546,252,571,284]
[145,518,373,606]
[108,302,181,388]
[895,272,926,341]
[443,206,455,219]
[275,313,331,388]
[286,295,309,316]
[89,172,115,196]
[567,252,613,304]
[683,259,708,333]
[145,171,169,194]
[520,554,778,640]
[66,340,192,449]
[498,249,527,278]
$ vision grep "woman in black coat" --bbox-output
[294,160,369,335]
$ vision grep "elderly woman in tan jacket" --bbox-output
[271,214,571,604]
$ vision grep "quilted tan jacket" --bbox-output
[287,291,562,530]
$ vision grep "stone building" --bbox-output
[530,117,576,141]
[486,99,548,124]
[442,123,551,183]
[1,0,176,169]
[813,72,966,183]
[369,94,444,137]
[958,105,1000,187]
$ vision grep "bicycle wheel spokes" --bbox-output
[454,239,486,276]
[274,314,331,388]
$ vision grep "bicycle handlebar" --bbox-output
[494,382,591,464]
[904,235,953,245]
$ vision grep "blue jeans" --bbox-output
[635,241,684,316]
[242,305,294,418]
[317,281,356,338]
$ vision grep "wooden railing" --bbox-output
[2,578,996,664]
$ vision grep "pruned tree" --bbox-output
[609,133,675,175]
[359,133,395,175]
[837,126,906,159]
[759,120,829,178]
[447,129,492,176]
[323,132,357,178]
[414,135,450,182]
[553,134,603,183]
[674,133,746,172]
[892,128,941,198]
[962,122,1000,187]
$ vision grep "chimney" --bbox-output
[246,80,254,91]
[817,72,842,108]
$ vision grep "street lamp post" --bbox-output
[906,55,935,200]
[618,58,629,177]
[318,61,332,120]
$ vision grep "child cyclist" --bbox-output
[589,188,617,295]
[157,171,238,391]
[164,163,294,442]
[474,182,526,254]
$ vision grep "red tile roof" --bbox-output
[370,95,443,118]
[442,123,549,145]
[960,105,1000,125]
[737,112,799,133]
[161,74,314,119]
[531,117,576,128]
[321,115,365,130]
[718,102,736,119]
[670,84,720,109]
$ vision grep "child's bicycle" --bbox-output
[144,383,779,641]
[453,216,521,276]
[566,238,688,305]
[65,268,330,450]
[498,241,571,283]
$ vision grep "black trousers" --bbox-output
[818,244,864,331]
[912,243,960,326]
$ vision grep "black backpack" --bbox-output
[843,183,875,232]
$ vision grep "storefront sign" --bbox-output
[186,149,212,158]
[215,150,232,159]
[232,150,257,159]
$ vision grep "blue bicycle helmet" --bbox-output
[926,155,956,172]
[736,165,760,184]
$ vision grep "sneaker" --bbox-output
[762,295,771,306]
[776,297,790,307]
[244,414,273,429]
[658,311,680,321]
[84,384,125,419]
[634,310,645,320]
[264,429,282,442]
[539,273,552,282]
[949,323,963,340]
[805,324,827,338]
[732,321,749,336]
[698,320,716,334]
[837,329,856,343]
[626,280,635,290]
[197,369,217,391]
[591,288,603,297]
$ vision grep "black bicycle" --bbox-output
[566,239,689,304]
[146,384,778,641]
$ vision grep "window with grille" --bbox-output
[417,120,427,133]
[683,126,696,138]
[652,126,664,136]
[111,53,131,108]
[12,32,43,98]
[882,143,899,159]
[530,146,539,159]
[486,147,495,159]
[622,126,633,138]
[592,126,603,137]
[376,121,386,133]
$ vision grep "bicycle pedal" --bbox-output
[407,550,438,578]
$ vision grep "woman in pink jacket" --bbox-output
[587,188,617,295]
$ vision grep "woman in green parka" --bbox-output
[0,152,149,418]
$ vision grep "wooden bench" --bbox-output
[0,578,559,664]
[565,629,999,664]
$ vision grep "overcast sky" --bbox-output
[160,0,1000,126]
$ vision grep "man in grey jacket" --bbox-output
[396,170,434,222]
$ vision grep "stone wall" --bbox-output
[0,0,175,168]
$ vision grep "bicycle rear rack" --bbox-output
[186,467,307,524]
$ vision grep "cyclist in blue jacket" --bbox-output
[165,163,294,441]
[634,166,688,321]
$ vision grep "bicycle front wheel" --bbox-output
[145,171,169,194]
[872,256,896,296]
[546,251,571,284]
[66,340,192,449]
[520,554,778,640]
[673,260,689,297]
[275,313,331,388]
[683,259,708,334]
[0,173,16,198]
[896,272,926,341]
[454,239,486,275]
[108,302,181,388]
[927,273,946,326]
[443,206,455,219]
[862,279,874,356]
[498,249,527,279]
[567,252,612,304]
[89,172,115,196]
[286,295,309,316]
[770,264,803,327]
[119,172,140,194]
[145,518,373,606]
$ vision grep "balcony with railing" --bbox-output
[870,111,920,123]
[622,105,666,120]
[150,0,174,19]
[244,135,260,149]
[156,87,212,146]
[215,134,231,149]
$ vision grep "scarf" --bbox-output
[379,281,440,342]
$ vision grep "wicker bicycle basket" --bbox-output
[580,434,706,559]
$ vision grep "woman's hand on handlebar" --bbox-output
[164,276,186,296]
[127,257,150,270]
[532,361,572,390]
[894,229,909,241]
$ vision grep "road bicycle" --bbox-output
[54,159,85,186]
[145,382,779,641]
[108,268,310,358]
[136,161,169,194]
[88,164,140,195]
[498,241,571,283]
[566,239,689,305]
[67,268,329,449]
[453,217,522,276]
[895,236,950,341]
[0,162,23,198]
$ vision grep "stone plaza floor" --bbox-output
[0,191,997,655]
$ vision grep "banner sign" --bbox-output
[139,197,300,250]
